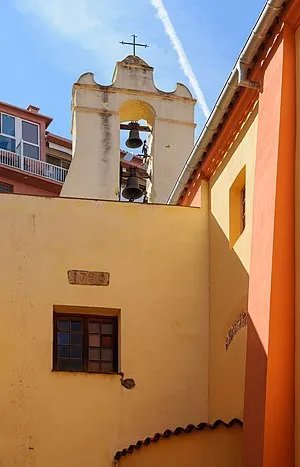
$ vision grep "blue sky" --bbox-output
[2,0,265,139]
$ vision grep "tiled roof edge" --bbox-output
[114,418,243,460]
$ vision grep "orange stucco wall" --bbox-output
[295,23,300,467]
[243,26,295,467]
[118,424,242,467]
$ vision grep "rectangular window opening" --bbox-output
[0,182,13,193]
[0,114,40,159]
[22,120,40,159]
[46,155,61,167]
[53,313,118,374]
[240,185,246,233]
[229,166,246,247]
[46,155,70,170]
[0,113,16,152]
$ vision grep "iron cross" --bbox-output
[119,34,149,56]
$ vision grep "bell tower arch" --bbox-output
[119,100,156,126]
[61,55,196,203]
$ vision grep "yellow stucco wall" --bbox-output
[295,24,300,467]
[208,105,258,421]
[0,194,209,467]
[118,424,242,467]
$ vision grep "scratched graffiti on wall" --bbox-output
[225,311,248,351]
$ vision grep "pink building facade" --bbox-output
[0,101,71,196]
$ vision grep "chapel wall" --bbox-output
[0,194,209,467]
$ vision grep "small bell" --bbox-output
[122,173,143,202]
[125,122,143,149]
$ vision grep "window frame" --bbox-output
[0,113,16,152]
[0,182,13,193]
[229,166,246,248]
[46,155,70,170]
[240,185,246,233]
[0,113,41,159]
[21,119,40,160]
[53,313,118,374]
[1,113,16,137]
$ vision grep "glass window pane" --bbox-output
[54,315,117,373]
[70,347,82,358]
[88,361,100,372]
[62,160,70,170]
[58,332,69,345]
[89,334,100,347]
[88,322,101,333]
[71,321,82,332]
[46,155,61,167]
[69,359,83,371]
[101,361,114,373]
[58,359,70,370]
[0,182,13,193]
[70,334,82,346]
[101,349,113,361]
[58,346,69,358]
[101,336,113,347]
[23,143,39,160]
[22,121,38,144]
[2,114,15,136]
[101,323,113,335]
[89,348,100,360]
[0,135,15,152]
[58,321,69,331]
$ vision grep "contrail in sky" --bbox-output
[150,0,210,119]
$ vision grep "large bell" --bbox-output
[122,176,143,201]
[125,123,143,149]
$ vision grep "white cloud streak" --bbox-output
[150,0,210,119]
[14,0,123,76]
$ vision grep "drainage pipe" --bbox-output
[167,0,287,205]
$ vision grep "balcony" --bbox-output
[0,148,68,183]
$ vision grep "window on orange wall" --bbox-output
[53,313,118,374]
[240,185,246,233]
[229,166,246,247]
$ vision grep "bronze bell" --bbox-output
[125,122,143,149]
[122,175,143,201]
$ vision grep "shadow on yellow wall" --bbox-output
[209,214,249,422]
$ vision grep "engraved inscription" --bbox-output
[67,270,110,286]
[225,311,248,351]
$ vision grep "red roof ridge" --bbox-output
[114,418,242,460]
[0,100,53,127]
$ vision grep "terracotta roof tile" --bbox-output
[114,418,243,460]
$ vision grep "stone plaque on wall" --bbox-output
[67,270,110,286]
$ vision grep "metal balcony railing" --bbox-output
[0,149,68,183]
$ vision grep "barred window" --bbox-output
[53,314,118,373]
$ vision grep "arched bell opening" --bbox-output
[119,100,155,203]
